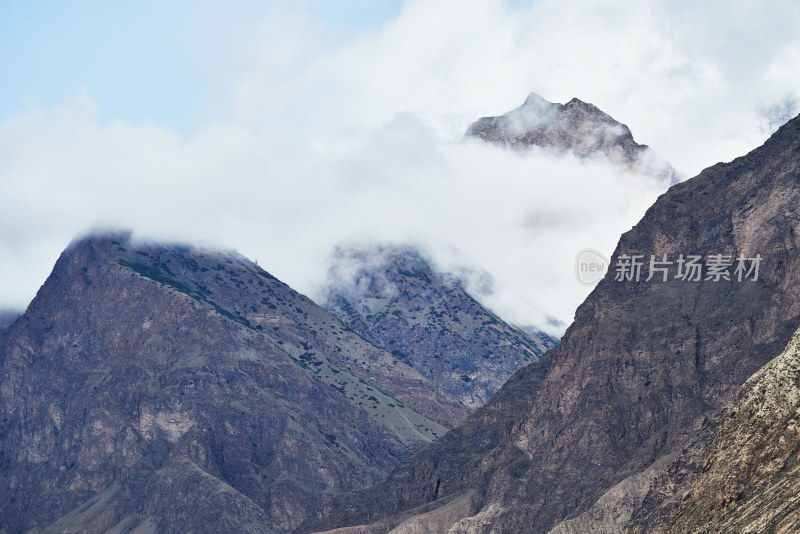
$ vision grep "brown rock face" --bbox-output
[0,235,467,533]
[661,325,800,533]
[467,92,678,184]
[299,114,800,533]
[322,246,556,410]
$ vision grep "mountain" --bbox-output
[321,246,557,410]
[0,235,468,533]
[0,310,20,337]
[659,325,800,533]
[467,92,678,184]
[299,113,800,532]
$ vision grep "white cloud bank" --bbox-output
[1,0,799,335]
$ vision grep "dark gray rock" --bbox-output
[322,246,556,410]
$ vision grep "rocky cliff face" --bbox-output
[299,113,800,533]
[467,93,678,184]
[322,246,556,410]
[660,324,800,533]
[0,235,468,533]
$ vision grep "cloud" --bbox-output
[232,0,800,173]
[1,0,799,336]
[0,100,664,334]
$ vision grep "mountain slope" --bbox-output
[322,246,557,409]
[299,113,800,533]
[662,324,800,533]
[467,92,678,183]
[0,235,467,533]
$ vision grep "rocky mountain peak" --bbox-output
[564,96,596,109]
[322,245,556,410]
[522,91,553,106]
[467,92,678,184]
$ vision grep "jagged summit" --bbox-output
[322,245,556,410]
[522,91,552,107]
[467,92,678,184]
[564,96,599,110]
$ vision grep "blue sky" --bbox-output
[0,1,404,129]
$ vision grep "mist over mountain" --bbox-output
[300,113,800,533]
[0,90,672,340]
[467,92,679,185]
[4,3,800,534]
[0,92,681,534]
[321,246,557,410]
[3,110,800,534]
